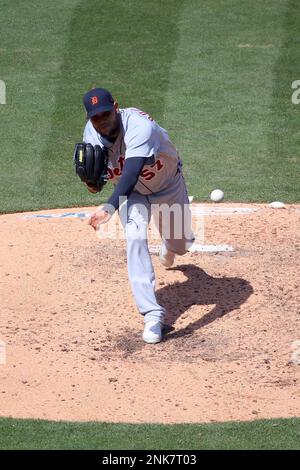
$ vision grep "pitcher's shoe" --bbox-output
[159,242,175,268]
[143,320,163,344]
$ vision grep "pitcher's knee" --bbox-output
[125,219,147,241]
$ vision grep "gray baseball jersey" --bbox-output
[83,107,181,195]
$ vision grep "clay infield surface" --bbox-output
[0,203,299,423]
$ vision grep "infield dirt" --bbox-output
[0,203,299,423]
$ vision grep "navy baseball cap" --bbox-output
[83,88,115,118]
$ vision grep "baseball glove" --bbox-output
[73,143,109,192]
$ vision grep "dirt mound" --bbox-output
[0,204,299,423]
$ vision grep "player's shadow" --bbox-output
[156,264,253,341]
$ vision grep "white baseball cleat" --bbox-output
[159,242,175,268]
[143,321,163,344]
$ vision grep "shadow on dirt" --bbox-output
[156,264,253,341]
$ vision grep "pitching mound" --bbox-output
[0,203,299,423]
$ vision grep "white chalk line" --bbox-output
[191,207,257,215]
[22,212,90,220]
[149,244,234,254]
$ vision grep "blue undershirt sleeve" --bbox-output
[103,156,147,214]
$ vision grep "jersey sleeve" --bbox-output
[124,118,159,159]
[83,121,91,142]
[82,121,100,146]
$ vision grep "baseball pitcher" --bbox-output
[74,88,194,343]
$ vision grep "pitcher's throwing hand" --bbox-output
[88,209,111,230]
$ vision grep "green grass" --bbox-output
[0,0,299,213]
[0,1,298,451]
[0,417,300,450]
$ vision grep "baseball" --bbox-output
[210,189,224,202]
